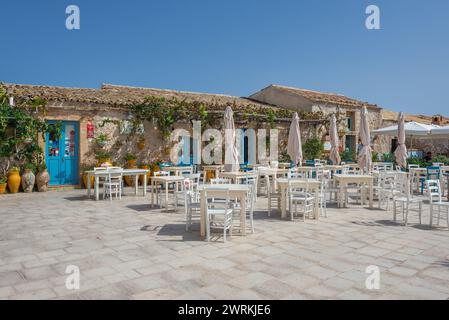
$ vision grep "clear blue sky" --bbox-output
[1,0,448,115]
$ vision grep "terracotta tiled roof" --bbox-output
[255,84,381,110]
[1,83,278,111]
[381,109,449,125]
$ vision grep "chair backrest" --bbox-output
[315,167,325,181]
[288,178,309,194]
[94,167,108,172]
[204,187,230,212]
[154,171,169,177]
[181,167,193,175]
[427,166,440,180]
[183,173,200,184]
[107,166,122,171]
[432,162,444,168]
[106,169,123,182]
[426,180,442,203]
[396,172,411,199]
[288,171,306,179]
[408,164,419,170]
[210,178,230,184]
[244,173,258,185]
[270,161,279,168]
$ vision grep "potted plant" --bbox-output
[7,166,21,193]
[95,133,108,148]
[36,163,50,192]
[138,161,151,185]
[124,153,137,168]
[21,163,36,193]
[81,163,94,189]
[95,151,112,167]
[137,136,145,150]
[0,175,7,194]
[124,153,138,186]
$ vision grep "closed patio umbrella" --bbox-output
[329,114,341,165]
[394,112,407,169]
[287,112,303,166]
[357,107,372,172]
[224,106,240,172]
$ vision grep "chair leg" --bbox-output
[393,201,397,222]
[429,204,433,228]
[404,202,409,226]
[419,202,422,224]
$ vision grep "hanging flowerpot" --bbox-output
[7,168,21,193]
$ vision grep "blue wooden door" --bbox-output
[46,121,79,186]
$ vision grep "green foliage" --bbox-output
[95,151,111,160]
[266,109,276,128]
[0,86,55,166]
[431,155,449,165]
[341,149,356,162]
[303,138,324,160]
[279,149,291,163]
[37,162,47,172]
[124,153,137,161]
[96,133,108,143]
[24,163,36,172]
[0,176,6,184]
[382,152,395,163]
[408,157,430,167]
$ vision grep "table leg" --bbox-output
[95,176,99,201]
[314,187,320,219]
[165,182,169,212]
[150,179,154,208]
[174,181,178,208]
[280,187,287,219]
[369,180,374,208]
[200,191,206,237]
[134,175,138,195]
[143,173,147,196]
[240,194,246,235]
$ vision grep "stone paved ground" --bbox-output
[0,189,449,300]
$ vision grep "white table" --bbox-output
[162,166,193,176]
[334,174,374,208]
[219,171,257,184]
[150,175,186,211]
[86,169,149,201]
[198,184,249,238]
[276,178,321,219]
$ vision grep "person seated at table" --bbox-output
[423,151,432,162]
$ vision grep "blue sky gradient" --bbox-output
[1,0,448,114]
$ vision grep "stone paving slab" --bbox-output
[0,189,449,300]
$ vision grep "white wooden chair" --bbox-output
[204,187,234,242]
[153,171,170,205]
[232,179,257,233]
[288,179,315,221]
[183,179,200,231]
[378,171,401,210]
[393,172,422,226]
[102,169,123,201]
[426,180,449,229]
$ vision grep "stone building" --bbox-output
[249,84,383,154]
[3,82,445,188]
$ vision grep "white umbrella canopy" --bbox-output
[287,112,303,166]
[394,112,407,169]
[223,106,240,172]
[430,126,449,137]
[329,114,341,165]
[357,107,372,172]
[372,121,440,137]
